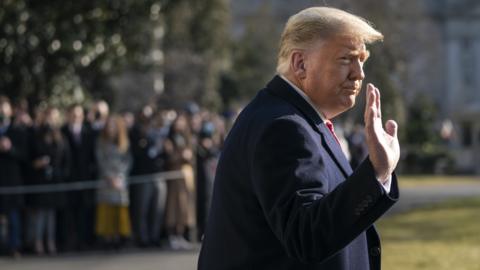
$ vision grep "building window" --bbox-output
[462,121,472,147]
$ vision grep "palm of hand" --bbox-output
[364,84,400,182]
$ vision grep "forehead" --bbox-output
[317,35,367,54]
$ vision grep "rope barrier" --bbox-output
[0,170,184,195]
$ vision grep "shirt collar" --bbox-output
[279,75,327,122]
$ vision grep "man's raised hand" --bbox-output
[364,83,400,183]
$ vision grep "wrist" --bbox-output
[375,172,391,184]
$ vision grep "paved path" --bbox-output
[0,249,200,270]
[386,181,480,216]
[2,181,480,270]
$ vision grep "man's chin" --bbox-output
[343,96,356,109]
[330,103,355,119]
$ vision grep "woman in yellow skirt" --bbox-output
[95,115,132,248]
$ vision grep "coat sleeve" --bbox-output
[250,117,398,263]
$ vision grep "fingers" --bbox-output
[364,83,378,125]
[365,83,374,120]
[366,83,375,108]
[385,120,398,138]
[364,83,382,119]
[375,87,381,118]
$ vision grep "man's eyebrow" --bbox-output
[345,49,370,60]
[346,49,368,56]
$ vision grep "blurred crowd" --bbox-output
[0,96,231,257]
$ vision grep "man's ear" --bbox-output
[290,50,307,79]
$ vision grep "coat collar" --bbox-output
[265,75,352,177]
[266,75,323,127]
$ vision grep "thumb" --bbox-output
[385,120,398,138]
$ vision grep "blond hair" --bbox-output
[276,7,383,74]
[100,115,130,154]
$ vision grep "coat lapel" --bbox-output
[266,75,352,177]
[317,123,353,176]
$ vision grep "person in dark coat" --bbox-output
[86,100,109,137]
[60,104,97,250]
[0,96,28,257]
[198,7,400,270]
[129,107,168,247]
[29,107,70,255]
[195,119,220,241]
[348,124,369,169]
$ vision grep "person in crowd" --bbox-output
[87,100,110,135]
[185,102,202,139]
[334,122,352,161]
[95,115,132,249]
[164,113,195,250]
[12,99,33,128]
[195,116,221,241]
[0,96,28,257]
[60,104,97,250]
[10,99,34,252]
[29,107,70,255]
[122,111,135,130]
[198,7,400,270]
[348,123,369,169]
[129,106,168,247]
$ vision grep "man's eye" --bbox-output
[339,57,351,64]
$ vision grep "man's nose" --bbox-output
[350,60,365,81]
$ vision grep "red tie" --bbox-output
[325,120,340,145]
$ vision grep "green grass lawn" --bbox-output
[378,197,480,270]
[399,175,480,188]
